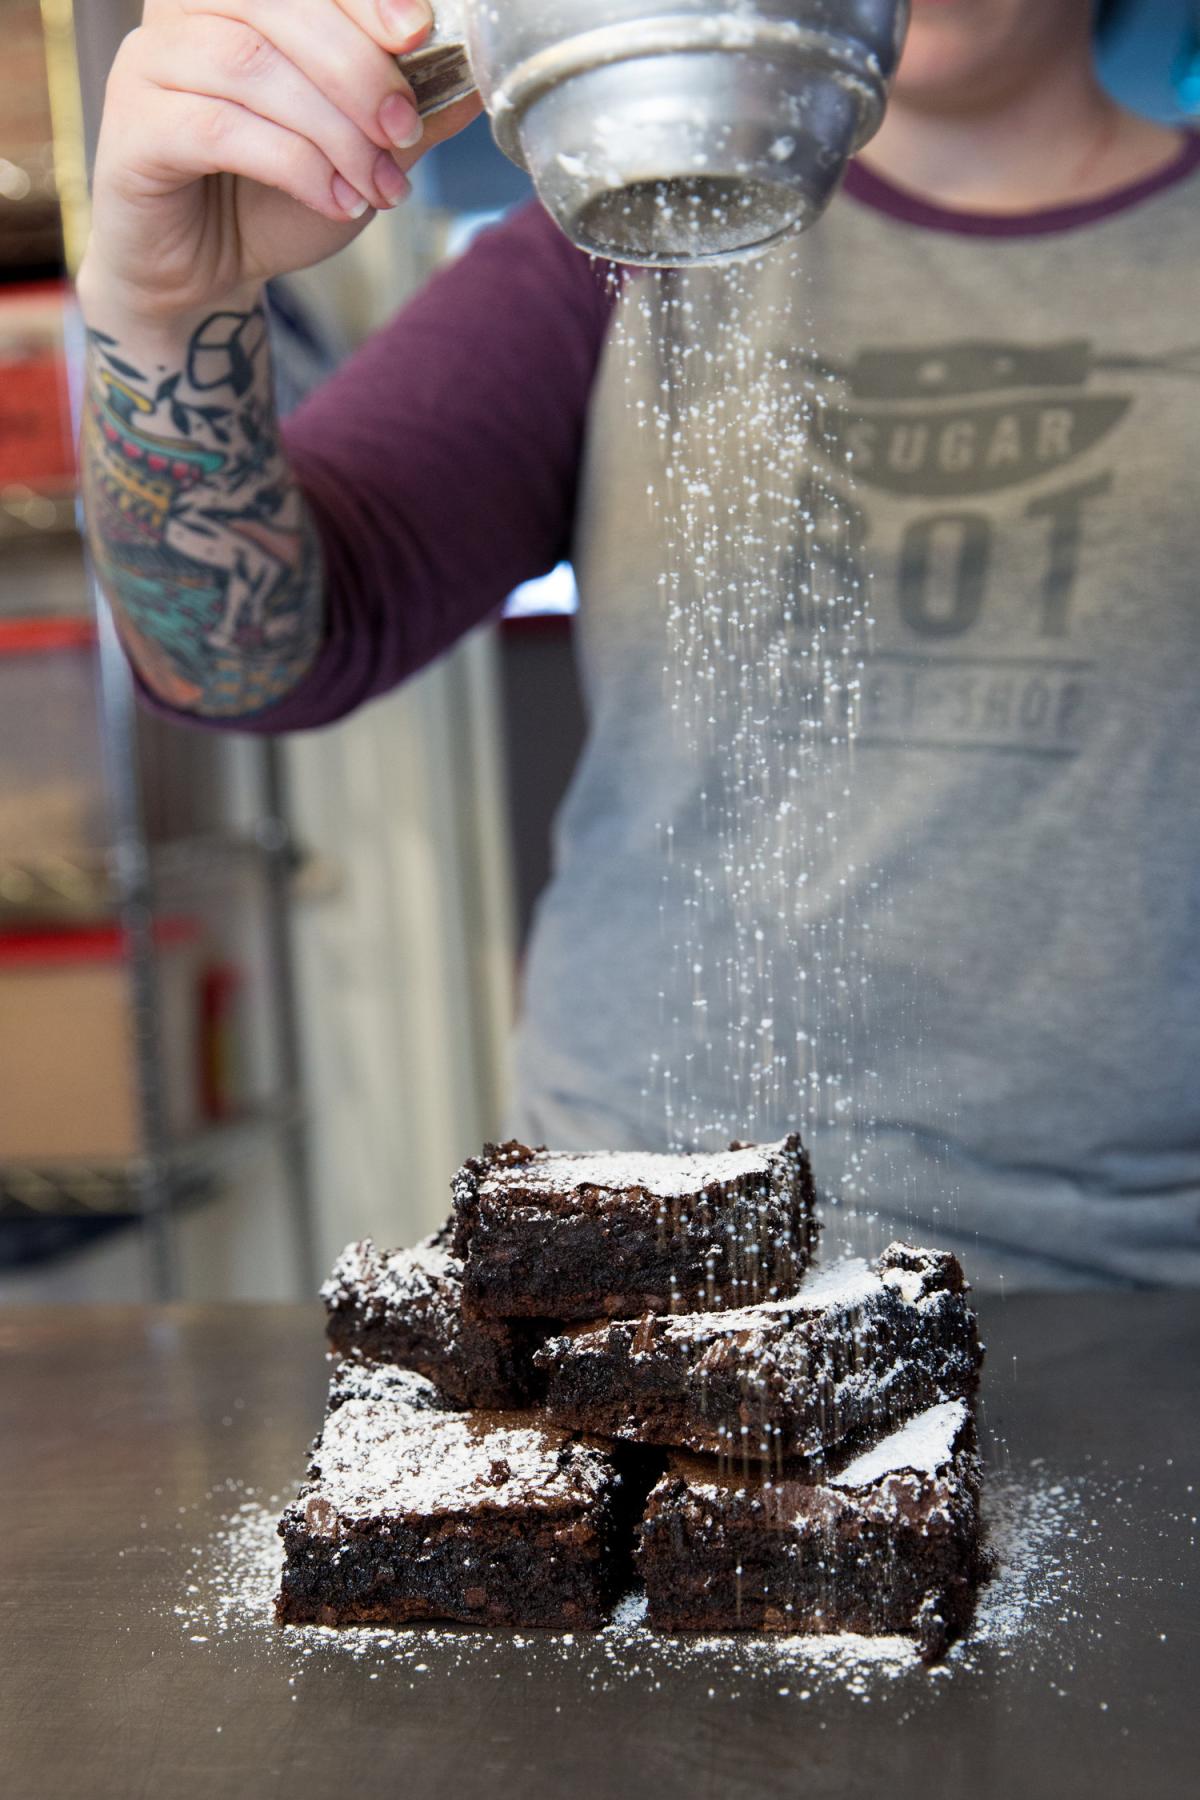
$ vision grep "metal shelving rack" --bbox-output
[90,595,319,1298]
[0,1,318,1298]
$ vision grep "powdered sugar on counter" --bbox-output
[173,1464,1119,1702]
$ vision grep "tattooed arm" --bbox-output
[82,297,324,717]
[74,0,480,718]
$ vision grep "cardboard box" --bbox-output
[0,921,205,1161]
[0,617,109,858]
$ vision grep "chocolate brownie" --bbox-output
[536,1243,981,1464]
[637,1397,985,1661]
[322,1233,542,1408]
[323,1359,455,1416]
[276,1363,625,1629]
[451,1136,818,1322]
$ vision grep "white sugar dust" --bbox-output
[607,253,890,1243]
[172,1466,1110,1704]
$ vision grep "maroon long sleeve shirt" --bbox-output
[246,202,612,732]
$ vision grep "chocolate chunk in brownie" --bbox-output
[637,1397,985,1661]
[322,1234,543,1408]
[536,1242,982,1464]
[276,1367,625,1629]
[451,1135,818,1322]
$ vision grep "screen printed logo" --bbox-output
[820,339,1130,499]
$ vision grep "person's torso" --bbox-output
[513,152,1200,1286]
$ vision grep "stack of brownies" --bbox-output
[276,1134,987,1660]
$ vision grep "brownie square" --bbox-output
[536,1243,982,1464]
[322,1233,542,1408]
[451,1136,818,1322]
[276,1364,625,1629]
[324,1359,454,1416]
[637,1398,985,1661]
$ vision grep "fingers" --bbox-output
[130,87,374,224]
[180,1,425,159]
[142,15,410,211]
[406,87,485,162]
[332,0,435,54]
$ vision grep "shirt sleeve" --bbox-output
[138,201,616,733]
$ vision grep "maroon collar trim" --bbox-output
[842,129,1200,238]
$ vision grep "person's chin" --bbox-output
[893,20,995,109]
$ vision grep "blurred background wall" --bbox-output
[0,0,1195,1305]
[0,0,516,1304]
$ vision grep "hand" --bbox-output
[77,0,482,326]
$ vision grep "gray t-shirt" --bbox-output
[512,148,1200,1288]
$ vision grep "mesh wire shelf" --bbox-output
[0,1162,212,1219]
[0,1097,302,1219]
[0,836,327,925]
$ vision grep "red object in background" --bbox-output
[0,618,96,659]
[0,919,200,968]
[200,962,244,1121]
[0,281,76,491]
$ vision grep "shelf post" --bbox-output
[92,587,181,1301]
[261,740,320,1295]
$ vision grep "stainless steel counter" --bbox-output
[3,1293,1197,1799]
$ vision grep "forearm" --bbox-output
[79,284,325,719]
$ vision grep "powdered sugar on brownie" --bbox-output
[326,1361,451,1415]
[305,1398,611,1524]
[639,1400,983,1656]
[321,1231,540,1409]
[832,1400,971,1490]
[322,1237,461,1324]
[626,1258,879,1342]
[472,1140,797,1201]
[537,1246,981,1464]
[451,1135,817,1319]
[549,1251,958,1355]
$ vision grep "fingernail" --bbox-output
[332,175,370,219]
[379,89,424,150]
[379,0,433,47]
[374,152,412,207]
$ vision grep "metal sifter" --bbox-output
[400,1,910,267]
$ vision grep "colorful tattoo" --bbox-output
[83,304,323,717]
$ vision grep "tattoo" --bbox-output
[83,304,324,717]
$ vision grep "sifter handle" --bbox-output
[398,39,478,116]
